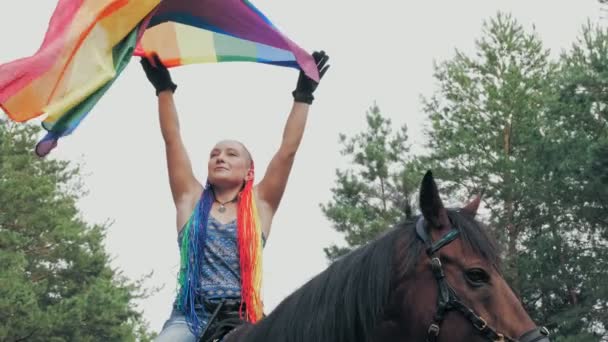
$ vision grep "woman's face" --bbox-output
[207,140,252,187]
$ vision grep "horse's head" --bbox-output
[389,171,550,342]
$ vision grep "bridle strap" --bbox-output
[425,256,514,342]
[415,218,460,255]
[450,299,514,342]
[415,216,550,342]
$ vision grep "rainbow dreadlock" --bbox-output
[176,162,264,335]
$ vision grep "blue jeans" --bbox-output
[154,307,205,342]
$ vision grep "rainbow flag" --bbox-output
[0,0,318,157]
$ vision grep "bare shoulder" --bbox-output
[253,185,274,239]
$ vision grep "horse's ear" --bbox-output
[419,170,449,229]
[462,190,484,217]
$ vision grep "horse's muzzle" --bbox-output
[517,327,550,342]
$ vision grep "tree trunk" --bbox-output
[503,118,519,287]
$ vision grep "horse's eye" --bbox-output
[465,268,490,286]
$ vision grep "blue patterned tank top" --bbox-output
[178,216,242,299]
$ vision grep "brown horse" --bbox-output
[221,171,550,342]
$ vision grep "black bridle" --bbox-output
[415,217,551,342]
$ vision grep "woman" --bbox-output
[140,51,330,341]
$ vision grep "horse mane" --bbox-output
[236,209,501,342]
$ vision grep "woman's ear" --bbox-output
[245,168,254,182]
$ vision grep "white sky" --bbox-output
[0,0,601,334]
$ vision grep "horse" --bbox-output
[218,170,551,342]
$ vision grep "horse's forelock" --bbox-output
[448,209,502,271]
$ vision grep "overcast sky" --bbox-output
[0,0,601,334]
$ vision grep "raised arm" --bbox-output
[141,55,201,208]
[256,51,330,214]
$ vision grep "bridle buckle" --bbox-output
[474,316,487,331]
[428,323,440,337]
[430,257,442,272]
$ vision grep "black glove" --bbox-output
[140,54,177,96]
[292,50,330,104]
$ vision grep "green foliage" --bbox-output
[422,12,555,238]
[322,13,607,340]
[0,121,156,341]
[321,104,419,261]
[422,15,608,339]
